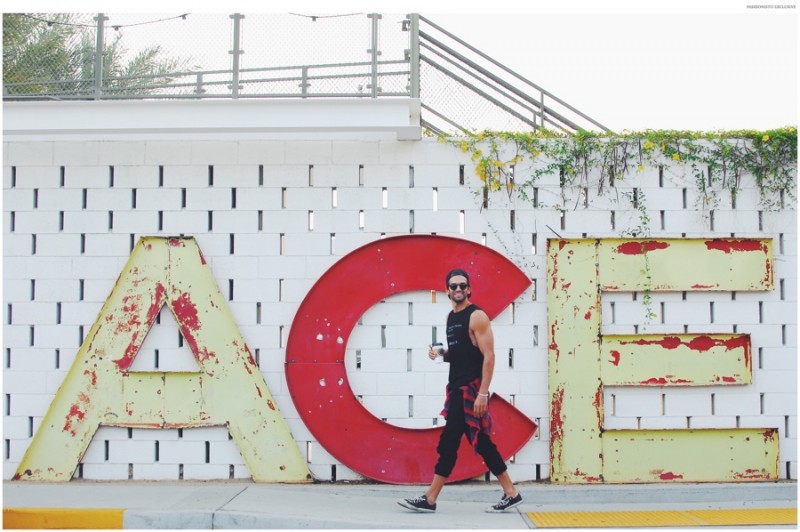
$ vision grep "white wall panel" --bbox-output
[3,101,795,483]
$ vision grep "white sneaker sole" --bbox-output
[398,500,436,513]
[485,498,522,513]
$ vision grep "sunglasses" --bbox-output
[448,283,469,290]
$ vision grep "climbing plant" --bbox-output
[443,127,796,327]
[445,127,797,218]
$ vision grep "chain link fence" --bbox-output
[3,12,607,133]
[3,12,412,100]
[420,59,535,133]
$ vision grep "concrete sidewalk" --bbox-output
[3,480,797,529]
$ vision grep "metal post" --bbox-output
[408,14,420,99]
[540,92,546,131]
[300,66,309,98]
[230,13,245,98]
[367,13,382,98]
[93,13,108,99]
[195,73,205,97]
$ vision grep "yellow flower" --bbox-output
[637,164,645,172]
[643,140,655,150]
[506,182,515,191]
[672,153,681,161]
[460,139,469,153]
[762,135,770,142]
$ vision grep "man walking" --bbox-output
[398,268,522,513]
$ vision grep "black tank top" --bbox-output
[445,304,484,387]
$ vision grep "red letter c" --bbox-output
[285,235,537,484]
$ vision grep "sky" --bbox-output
[6,0,798,132]
[431,10,797,132]
[395,0,798,132]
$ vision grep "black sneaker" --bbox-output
[485,492,522,513]
[398,494,436,513]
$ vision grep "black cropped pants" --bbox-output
[433,388,507,478]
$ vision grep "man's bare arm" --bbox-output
[471,310,495,416]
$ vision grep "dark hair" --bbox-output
[445,268,470,287]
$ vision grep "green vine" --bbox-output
[443,127,797,216]
[442,127,797,328]
[620,188,656,325]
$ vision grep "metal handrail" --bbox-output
[3,12,609,134]
[421,103,469,135]
[420,42,539,118]
[417,14,610,133]
[5,60,412,100]
[419,30,589,133]
[420,54,540,131]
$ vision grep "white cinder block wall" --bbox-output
[3,114,797,482]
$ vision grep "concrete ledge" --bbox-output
[211,510,391,529]
[124,509,214,529]
[2,98,422,140]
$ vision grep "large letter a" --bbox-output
[14,237,311,482]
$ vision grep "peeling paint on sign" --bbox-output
[602,333,752,386]
[285,235,537,484]
[548,238,779,484]
[14,237,311,483]
[603,429,780,483]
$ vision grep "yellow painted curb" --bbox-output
[527,508,797,528]
[3,508,124,529]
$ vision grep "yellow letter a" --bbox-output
[15,237,310,482]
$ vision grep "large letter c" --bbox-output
[285,235,537,484]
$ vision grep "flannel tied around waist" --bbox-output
[440,377,492,453]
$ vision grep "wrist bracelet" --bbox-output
[477,392,489,397]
